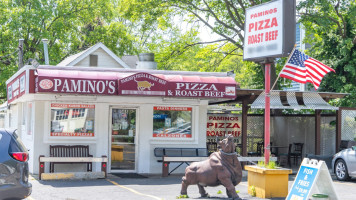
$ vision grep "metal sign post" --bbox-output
[264,62,271,164]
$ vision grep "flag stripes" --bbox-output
[279,49,335,90]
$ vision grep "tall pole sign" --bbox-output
[243,0,295,61]
[243,0,295,164]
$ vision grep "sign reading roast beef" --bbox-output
[167,82,236,98]
[118,72,236,99]
[36,71,237,99]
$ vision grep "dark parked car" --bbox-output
[0,129,32,199]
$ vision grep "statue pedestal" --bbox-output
[245,165,292,198]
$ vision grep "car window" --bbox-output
[8,131,27,153]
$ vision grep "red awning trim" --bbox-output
[36,69,237,99]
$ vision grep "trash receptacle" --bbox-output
[311,194,329,200]
[111,145,124,161]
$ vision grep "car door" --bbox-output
[347,147,356,176]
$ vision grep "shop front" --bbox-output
[5,65,237,175]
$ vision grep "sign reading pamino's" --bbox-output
[243,0,295,61]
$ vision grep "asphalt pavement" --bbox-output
[26,171,356,200]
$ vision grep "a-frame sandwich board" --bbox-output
[286,158,338,200]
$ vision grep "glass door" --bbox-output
[110,108,136,171]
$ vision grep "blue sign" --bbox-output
[153,114,167,119]
[286,166,318,200]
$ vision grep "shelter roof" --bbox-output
[211,89,348,108]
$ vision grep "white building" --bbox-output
[5,43,237,176]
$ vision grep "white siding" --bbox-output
[75,48,125,68]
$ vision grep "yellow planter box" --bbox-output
[245,165,292,198]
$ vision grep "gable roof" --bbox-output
[57,42,130,68]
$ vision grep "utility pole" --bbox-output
[18,39,24,70]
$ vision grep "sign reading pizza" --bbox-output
[243,0,295,61]
[206,114,241,137]
[167,82,236,98]
[118,72,236,99]
[36,70,236,99]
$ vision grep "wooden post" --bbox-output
[315,110,321,155]
[162,157,169,177]
[101,155,107,178]
[241,100,248,157]
[336,108,342,153]
[39,155,45,180]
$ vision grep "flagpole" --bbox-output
[270,44,297,90]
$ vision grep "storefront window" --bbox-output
[50,103,95,137]
[153,106,192,138]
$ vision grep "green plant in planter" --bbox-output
[257,161,279,169]
[250,185,256,197]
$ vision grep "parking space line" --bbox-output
[106,179,162,200]
[333,181,356,186]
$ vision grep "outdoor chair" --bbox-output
[290,143,304,165]
[206,141,217,155]
[248,141,264,157]
[278,143,292,167]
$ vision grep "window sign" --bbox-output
[153,106,192,138]
[165,118,171,127]
[50,103,95,137]
[20,75,25,93]
[7,86,12,100]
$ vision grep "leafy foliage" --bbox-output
[0,0,139,100]
[297,0,356,107]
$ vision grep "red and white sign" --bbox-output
[118,72,167,96]
[153,106,192,138]
[206,114,241,137]
[118,72,236,99]
[7,71,26,103]
[50,132,94,137]
[154,106,192,111]
[51,103,95,109]
[243,0,295,61]
[35,70,236,99]
[51,103,95,137]
[36,77,117,95]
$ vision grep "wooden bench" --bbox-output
[39,145,108,180]
[154,147,208,177]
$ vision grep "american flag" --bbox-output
[279,49,335,90]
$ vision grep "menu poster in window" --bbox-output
[153,106,192,138]
[50,103,95,137]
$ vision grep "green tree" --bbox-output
[119,0,273,87]
[297,0,356,107]
[0,0,138,100]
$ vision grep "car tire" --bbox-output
[335,159,350,181]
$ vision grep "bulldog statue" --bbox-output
[180,134,242,200]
